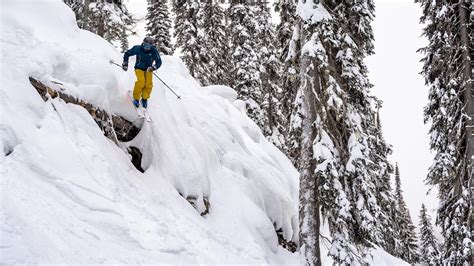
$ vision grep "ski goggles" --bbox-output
[143,43,153,52]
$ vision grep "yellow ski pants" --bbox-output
[133,69,153,100]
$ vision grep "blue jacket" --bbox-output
[123,45,162,71]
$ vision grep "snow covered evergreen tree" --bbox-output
[173,0,202,78]
[419,203,439,265]
[119,25,128,52]
[275,0,300,157]
[296,12,356,262]
[255,3,286,149]
[198,1,230,86]
[417,0,472,263]
[275,0,297,62]
[65,0,92,31]
[398,208,419,264]
[65,0,135,47]
[286,28,303,167]
[146,0,174,55]
[294,1,394,264]
[393,164,419,264]
[370,108,398,255]
[228,2,266,131]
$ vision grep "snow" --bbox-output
[346,132,365,172]
[296,2,332,24]
[0,0,408,264]
[318,223,408,266]
[0,1,298,263]
[201,85,238,102]
[301,32,327,59]
[370,247,409,266]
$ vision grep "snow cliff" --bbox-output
[1,1,299,264]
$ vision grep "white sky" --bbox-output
[125,0,439,228]
[126,0,148,46]
[367,0,438,228]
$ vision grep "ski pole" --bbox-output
[109,60,181,100]
[109,60,121,68]
[151,72,181,99]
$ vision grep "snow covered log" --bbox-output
[29,77,140,144]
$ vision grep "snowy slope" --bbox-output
[1,1,298,264]
[0,1,407,265]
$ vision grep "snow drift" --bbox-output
[0,1,407,265]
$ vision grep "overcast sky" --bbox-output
[367,0,438,228]
[126,0,439,228]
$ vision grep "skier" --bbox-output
[122,36,162,109]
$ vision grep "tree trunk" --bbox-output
[298,21,321,266]
[97,12,106,38]
[83,0,90,31]
[458,1,474,264]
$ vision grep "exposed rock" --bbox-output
[112,116,140,142]
[275,227,297,253]
[128,146,144,173]
[186,195,198,210]
[201,197,210,216]
[182,194,211,216]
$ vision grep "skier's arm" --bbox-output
[153,51,162,70]
[123,46,139,64]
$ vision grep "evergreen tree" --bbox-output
[65,0,135,47]
[398,208,419,264]
[294,1,393,264]
[297,12,356,262]
[65,0,92,31]
[394,164,419,263]
[198,1,230,86]
[146,0,174,55]
[275,0,300,157]
[275,0,297,62]
[173,0,202,78]
[417,0,472,263]
[120,26,129,53]
[255,3,286,149]
[419,203,439,265]
[286,20,303,167]
[228,2,266,131]
[370,108,398,255]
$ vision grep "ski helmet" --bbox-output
[142,36,155,52]
[143,36,155,45]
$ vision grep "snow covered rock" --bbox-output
[28,77,140,144]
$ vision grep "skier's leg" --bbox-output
[142,71,153,100]
[133,69,146,101]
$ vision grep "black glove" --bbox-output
[146,66,156,72]
[122,62,128,71]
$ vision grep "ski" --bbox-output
[142,108,153,123]
[137,108,146,120]
[127,91,152,123]
[127,91,145,120]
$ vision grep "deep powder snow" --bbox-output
[0,1,407,265]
